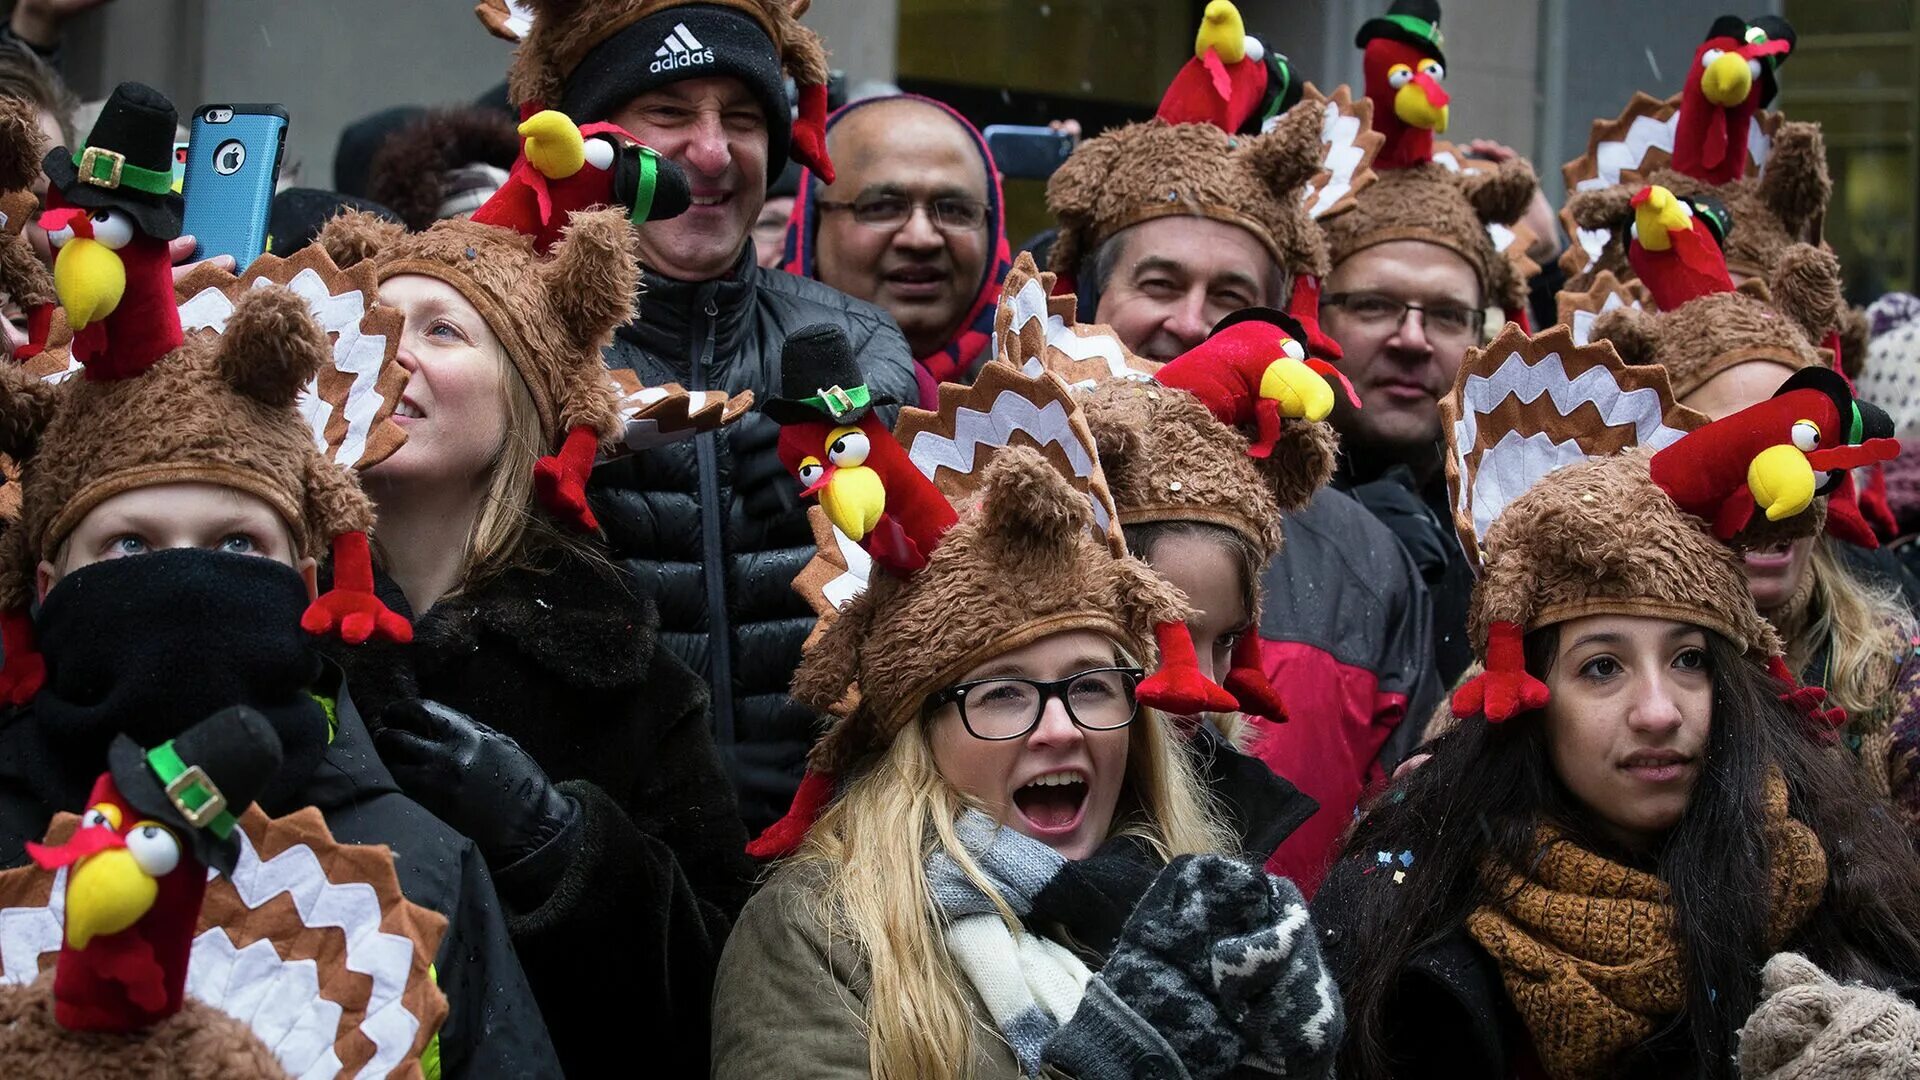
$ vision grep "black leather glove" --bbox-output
[373,699,579,875]
[1028,833,1162,960]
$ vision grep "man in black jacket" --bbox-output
[517,1,918,832]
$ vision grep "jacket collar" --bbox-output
[614,246,759,367]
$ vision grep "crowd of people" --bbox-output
[2,0,1920,1076]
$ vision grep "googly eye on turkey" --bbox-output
[1419,60,1444,80]
[584,136,616,171]
[88,210,135,250]
[1281,337,1306,361]
[81,805,118,830]
[1791,419,1820,453]
[124,822,181,877]
[796,460,824,487]
[1387,64,1413,90]
[827,430,871,467]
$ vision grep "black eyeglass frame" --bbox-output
[1320,291,1488,337]
[814,193,990,232]
[924,666,1146,742]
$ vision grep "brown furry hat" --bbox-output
[318,207,635,453]
[1561,93,1828,287]
[1471,446,1780,657]
[1591,242,1842,398]
[365,107,521,231]
[0,286,371,605]
[1322,151,1538,316]
[1440,323,1789,720]
[1047,84,1383,282]
[0,97,56,324]
[0,976,289,1079]
[792,441,1191,774]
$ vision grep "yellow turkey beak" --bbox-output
[1260,356,1336,423]
[1394,84,1448,133]
[819,465,886,542]
[1701,50,1753,107]
[519,109,587,180]
[1748,443,1817,523]
[52,238,126,331]
[64,846,157,949]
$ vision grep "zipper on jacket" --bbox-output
[691,291,737,767]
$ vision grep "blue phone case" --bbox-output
[181,104,287,265]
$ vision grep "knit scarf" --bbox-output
[1466,773,1828,1080]
[925,810,1093,1077]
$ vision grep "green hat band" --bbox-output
[72,144,175,198]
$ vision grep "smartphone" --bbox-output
[983,124,1075,181]
[181,103,288,265]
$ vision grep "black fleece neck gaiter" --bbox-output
[34,548,329,811]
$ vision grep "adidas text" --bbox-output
[650,48,714,73]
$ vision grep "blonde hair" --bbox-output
[442,329,610,598]
[1793,539,1919,786]
[787,669,1233,1080]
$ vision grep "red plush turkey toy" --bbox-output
[1357,0,1450,170]
[1650,366,1899,540]
[1155,308,1358,458]
[1626,184,1734,312]
[766,326,958,576]
[36,82,186,380]
[23,708,279,1034]
[1155,1,1299,135]
[1671,15,1794,184]
[470,107,692,254]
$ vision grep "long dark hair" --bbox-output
[1330,629,1920,1079]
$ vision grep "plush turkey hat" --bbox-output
[1593,242,1842,399]
[1560,92,1828,288]
[0,285,374,611]
[792,438,1191,775]
[318,207,637,453]
[1322,153,1538,316]
[1470,446,1782,659]
[1046,90,1373,288]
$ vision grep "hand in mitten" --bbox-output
[373,699,579,877]
[1044,855,1343,1080]
[1028,834,1162,959]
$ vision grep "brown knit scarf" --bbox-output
[1466,773,1829,1079]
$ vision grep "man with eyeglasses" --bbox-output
[1318,154,1539,693]
[782,94,1012,402]
[503,0,918,836]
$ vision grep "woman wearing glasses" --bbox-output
[711,356,1341,1079]
[781,93,1014,405]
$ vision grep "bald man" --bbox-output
[786,94,1012,396]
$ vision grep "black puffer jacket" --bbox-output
[591,248,917,833]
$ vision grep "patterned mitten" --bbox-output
[1043,855,1342,1080]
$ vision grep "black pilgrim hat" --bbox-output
[1355,0,1447,67]
[42,81,186,241]
[763,323,899,425]
[108,705,283,877]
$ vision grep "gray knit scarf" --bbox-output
[926,810,1094,1077]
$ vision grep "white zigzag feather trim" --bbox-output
[906,389,1111,535]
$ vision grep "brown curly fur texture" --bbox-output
[1323,157,1536,315]
[1083,379,1283,558]
[0,233,55,309]
[1045,104,1332,285]
[792,446,1192,773]
[3,286,376,612]
[316,207,635,446]
[0,973,292,1080]
[1838,306,1870,381]
[366,107,521,231]
[0,97,45,195]
[1470,448,1781,659]
[1588,242,1838,398]
[1562,123,1830,289]
[0,361,61,461]
[504,0,828,110]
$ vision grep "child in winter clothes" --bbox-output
[1317,324,1920,1080]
